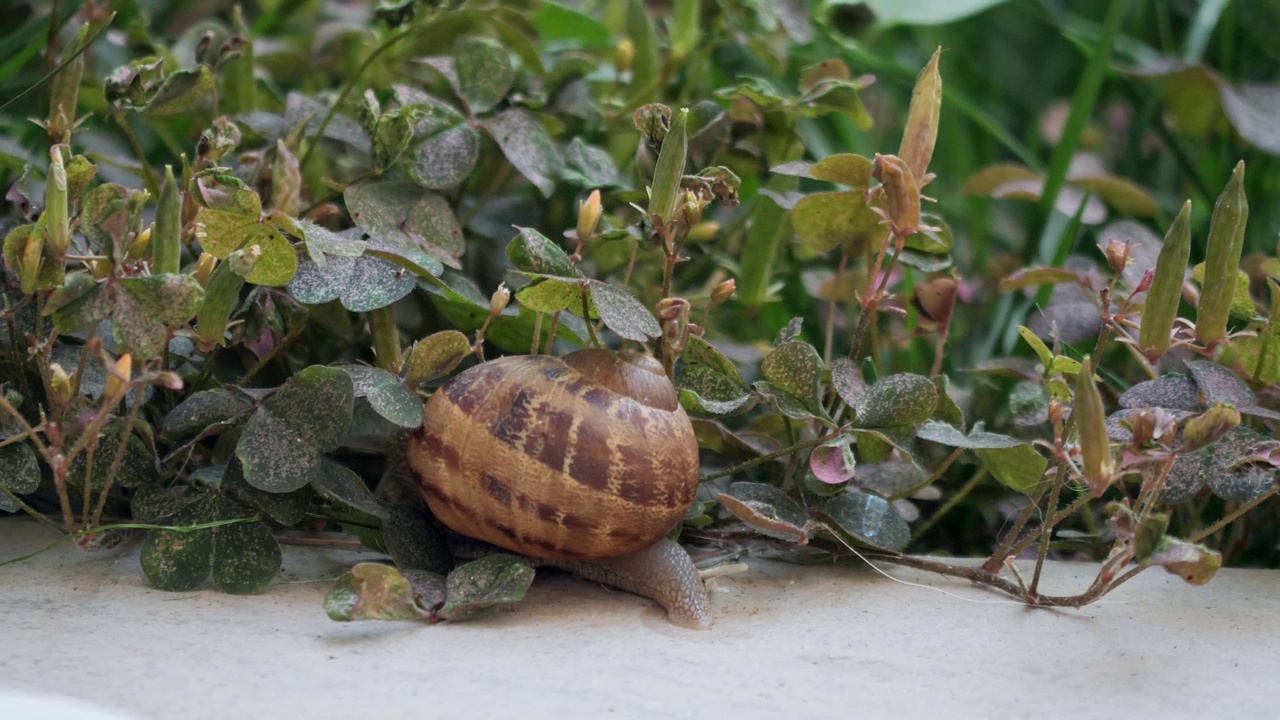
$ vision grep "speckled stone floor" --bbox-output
[3,517,1277,719]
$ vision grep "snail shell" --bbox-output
[408,349,700,561]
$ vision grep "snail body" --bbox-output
[407,349,711,628]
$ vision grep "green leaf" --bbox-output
[516,278,586,314]
[220,461,312,526]
[976,444,1047,494]
[454,36,515,113]
[45,272,110,333]
[531,1,610,47]
[854,374,938,428]
[1143,537,1221,586]
[286,253,415,312]
[681,335,743,384]
[716,482,812,543]
[406,330,472,385]
[587,280,659,341]
[410,123,479,190]
[382,500,453,575]
[814,491,910,552]
[297,219,364,265]
[506,226,578,278]
[810,153,874,188]
[1117,375,1203,411]
[915,420,1020,449]
[761,340,823,408]
[66,423,154,492]
[140,505,215,591]
[1016,325,1053,367]
[211,514,283,594]
[325,563,427,622]
[677,365,752,417]
[0,421,39,509]
[163,389,253,440]
[753,380,814,421]
[561,137,627,189]
[194,208,298,286]
[480,109,563,197]
[113,274,205,358]
[340,365,423,429]
[844,0,1012,27]
[345,181,460,273]
[236,366,354,493]
[792,190,879,254]
[142,66,214,115]
[829,357,864,408]
[1186,360,1255,408]
[440,554,536,621]
[311,459,386,519]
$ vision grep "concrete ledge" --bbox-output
[2,517,1276,719]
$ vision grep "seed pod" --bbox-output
[152,165,182,275]
[898,46,942,181]
[192,252,217,286]
[1073,356,1114,496]
[44,147,69,256]
[871,153,922,237]
[195,246,259,347]
[686,221,720,243]
[648,107,689,225]
[488,283,511,317]
[47,22,89,140]
[1196,161,1248,346]
[1139,200,1191,360]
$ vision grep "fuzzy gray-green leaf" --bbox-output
[761,340,823,408]
[236,366,354,493]
[588,280,660,341]
[480,109,562,198]
[814,491,910,552]
[440,554,536,621]
[855,374,938,428]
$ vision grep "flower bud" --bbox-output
[710,279,736,306]
[192,252,217,286]
[576,190,602,241]
[1073,356,1114,496]
[103,354,132,404]
[615,38,635,75]
[655,297,690,323]
[127,225,152,261]
[898,47,942,182]
[228,245,261,277]
[13,226,43,295]
[49,363,73,408]
[489,283,511,317]
[676,189,702,227]
[1128,406,1178,449]
[1102,237,1129,275]
[1180,402,1240,454]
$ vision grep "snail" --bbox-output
[407,348,712,629]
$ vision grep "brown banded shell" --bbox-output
[408,349,700,561]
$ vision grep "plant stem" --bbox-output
[112,111,158,195]
[1029,464,1067,596]
[700,431,841,483]
[1188,484,1280,544]
[366,306,401,372]
[298,23,417,171]
[889,447,964,502]
[909,469,988,543]
[824,249,849,364]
